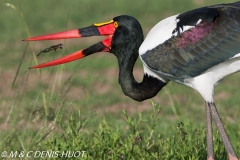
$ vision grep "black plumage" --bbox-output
[142,2,240,78]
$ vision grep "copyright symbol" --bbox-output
[1,151,8,158]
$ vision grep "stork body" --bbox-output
[25,2,240,160]
[140,4,240,103]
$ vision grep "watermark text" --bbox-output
[1,150,86,158]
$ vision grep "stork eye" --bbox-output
[114,22,118,28]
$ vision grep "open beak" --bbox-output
[24,20,116,68]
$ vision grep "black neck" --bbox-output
[117,51,166,102]
[110,15,166,101]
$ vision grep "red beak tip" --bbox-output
[28,66,36,69]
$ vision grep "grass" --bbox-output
[1,0,240,159]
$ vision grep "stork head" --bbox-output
[24,15,143,69]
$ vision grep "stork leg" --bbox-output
[208,102,238,160]
[205,102,214,160]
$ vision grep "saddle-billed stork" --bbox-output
[24,2,240,160]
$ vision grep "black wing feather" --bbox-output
[142,3,240,78]
[176,7,219,34]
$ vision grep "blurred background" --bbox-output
[0,0,239,158]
